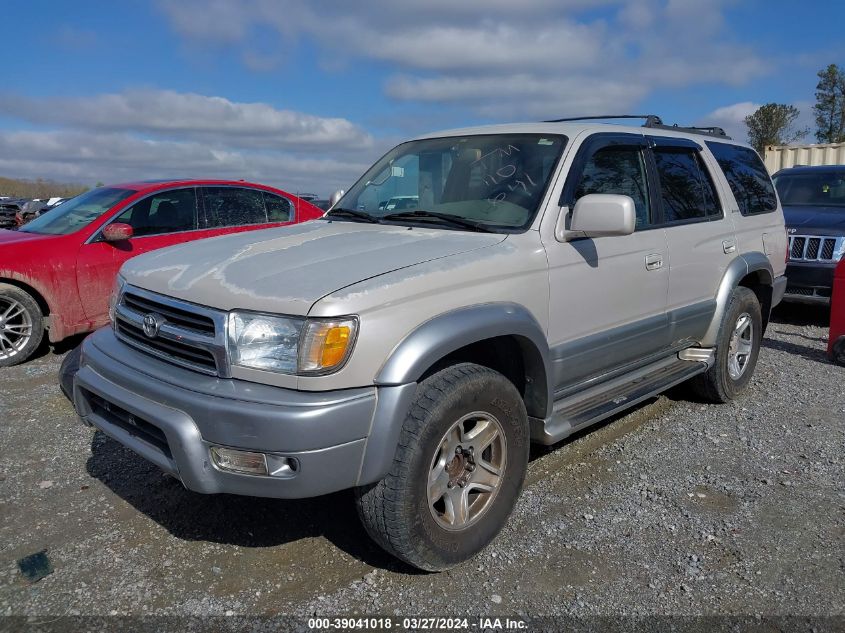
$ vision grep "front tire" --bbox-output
[690,286,762,403]
[356,363,529,571]
[0,283,44,367]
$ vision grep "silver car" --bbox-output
[72,117,786,570]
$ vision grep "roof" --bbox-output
[102,178,297,195]
[773,164,845,176]
[413,121,751,148]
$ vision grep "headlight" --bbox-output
[228,312,303,373]
[108,275,126,324]
[227,312,358,375]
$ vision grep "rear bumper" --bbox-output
[74,328,416,499]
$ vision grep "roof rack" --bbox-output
[543,114,731,139]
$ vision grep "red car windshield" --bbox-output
[19,187,134,235]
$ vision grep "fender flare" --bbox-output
[375,302,552,417]
[358,303,552,486]
[700,252,774,347]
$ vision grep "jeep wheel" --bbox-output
[690,286,762,403]
[355,363,528,571]
[0,283,44,367]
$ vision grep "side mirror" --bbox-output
[328,189,345,210]
[565,194,636,240]
[102,223,134,242]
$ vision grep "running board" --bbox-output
[530,350,713,445]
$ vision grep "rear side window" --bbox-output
[652,148,721,223]
[263,191,293,222]
[202,187,267,228]
[706,142,777,215]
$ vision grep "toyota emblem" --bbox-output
[142,313,164,338]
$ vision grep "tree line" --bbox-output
[745,63,845,153]
[0,177,89,200]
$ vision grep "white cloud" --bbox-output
[698,102,759,141]
[700,100,816,144]
[156,0,771,120]
[386,74,647,120]
[0,129,371,195]
[0,90,373,151]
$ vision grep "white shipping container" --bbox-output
[765,142,845,173]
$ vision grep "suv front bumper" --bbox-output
[74,328,415,499]
[784,261,837,304]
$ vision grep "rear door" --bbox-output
[648,136,736,345]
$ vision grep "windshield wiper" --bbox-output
[325,208,381,223]
[382,210,492,232]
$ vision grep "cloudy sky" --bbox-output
[2,0,842,196]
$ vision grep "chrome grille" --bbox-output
[114,286,229,376]
[123,291,214,335]
[788,235,843,262]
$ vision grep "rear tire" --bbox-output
[355,363,529,571]
[689,286,762,403]
[0,283,44,367]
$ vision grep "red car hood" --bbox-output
[0,229,62,246]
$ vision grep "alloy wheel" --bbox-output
[427,411,507,531]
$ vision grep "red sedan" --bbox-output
[0,179,324,366]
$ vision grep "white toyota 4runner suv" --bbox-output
[73,116,787,571]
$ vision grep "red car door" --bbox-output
[75,187,204,322]
[75,186,300,324]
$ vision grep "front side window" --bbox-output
[706,141,777,215]
[653,148,721,223]
[334,134,567,232]
[574,146,652,228]
[202,187,267,228]
[19,188,134,235]
[773,171,845,207]
[112,188,198,237]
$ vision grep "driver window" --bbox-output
[575,146,651,229]
[112,188,198,237]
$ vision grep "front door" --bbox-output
[543,133,670,392]
[75,187,201,323]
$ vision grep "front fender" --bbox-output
[375,302,552,415]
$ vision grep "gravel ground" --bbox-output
[1,304,843,625]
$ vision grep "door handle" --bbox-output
[722,239,737,254]
[645,253,663,271]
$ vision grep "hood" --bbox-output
[122,220,506,315]
[0,229,61,246]
[783,205,845,234]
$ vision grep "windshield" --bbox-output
[773,172,845,207]
[334,133,566,231]
[19,187,135,235]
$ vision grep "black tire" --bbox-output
[355,363,529,571]
[0,283,44,367]
[832,336,845,367]
[689,286,762,403]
